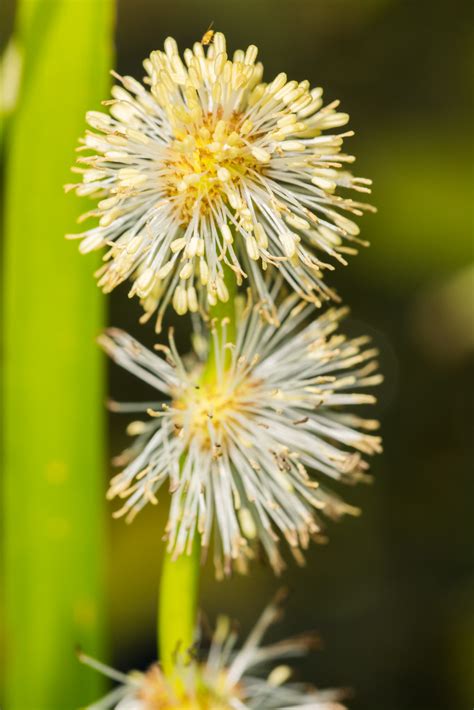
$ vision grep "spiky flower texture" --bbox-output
[68,33,374,331]
[81,595,346,709]
[101,292,382,578]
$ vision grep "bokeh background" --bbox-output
[2,1,473,709]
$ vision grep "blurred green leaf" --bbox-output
[355,129,472,286]
[3,1,114,708]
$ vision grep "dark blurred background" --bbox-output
[2,1,473,709]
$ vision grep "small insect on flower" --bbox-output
[201,23,215,46]
[80,593,347,709]
[100,290,382,578]
[67,32,375,331]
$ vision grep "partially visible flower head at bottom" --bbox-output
[80,594,347,710]
[100,288,382,578]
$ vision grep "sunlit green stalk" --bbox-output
[3,1,114,708]
[158,264,237,682]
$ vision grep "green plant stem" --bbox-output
[158,538,201,681]
[2,1,114,708]
[158,263,237,682]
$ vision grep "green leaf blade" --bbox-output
[3,1,114,708]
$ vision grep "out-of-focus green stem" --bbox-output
[158,262,237,683]
[3,1,114,708]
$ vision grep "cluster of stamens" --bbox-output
[68,32,375,331]
[100,295,382,577]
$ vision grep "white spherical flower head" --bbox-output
[100,292,382,577]
[80,594,347,709]
[68,32,374,331]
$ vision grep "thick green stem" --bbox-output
[158,263,237,681]
[3,2,113,708]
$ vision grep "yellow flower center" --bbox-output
[172,376,258,451]
[138,665,236,709]
[163,110,267,222]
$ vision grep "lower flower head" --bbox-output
[101,290,382,577]
[81,594,347,709]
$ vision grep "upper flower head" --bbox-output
[81,594,347,709]
[100,290,382,578]
[68,32,374,331]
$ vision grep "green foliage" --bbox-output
[3,1,114,707]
